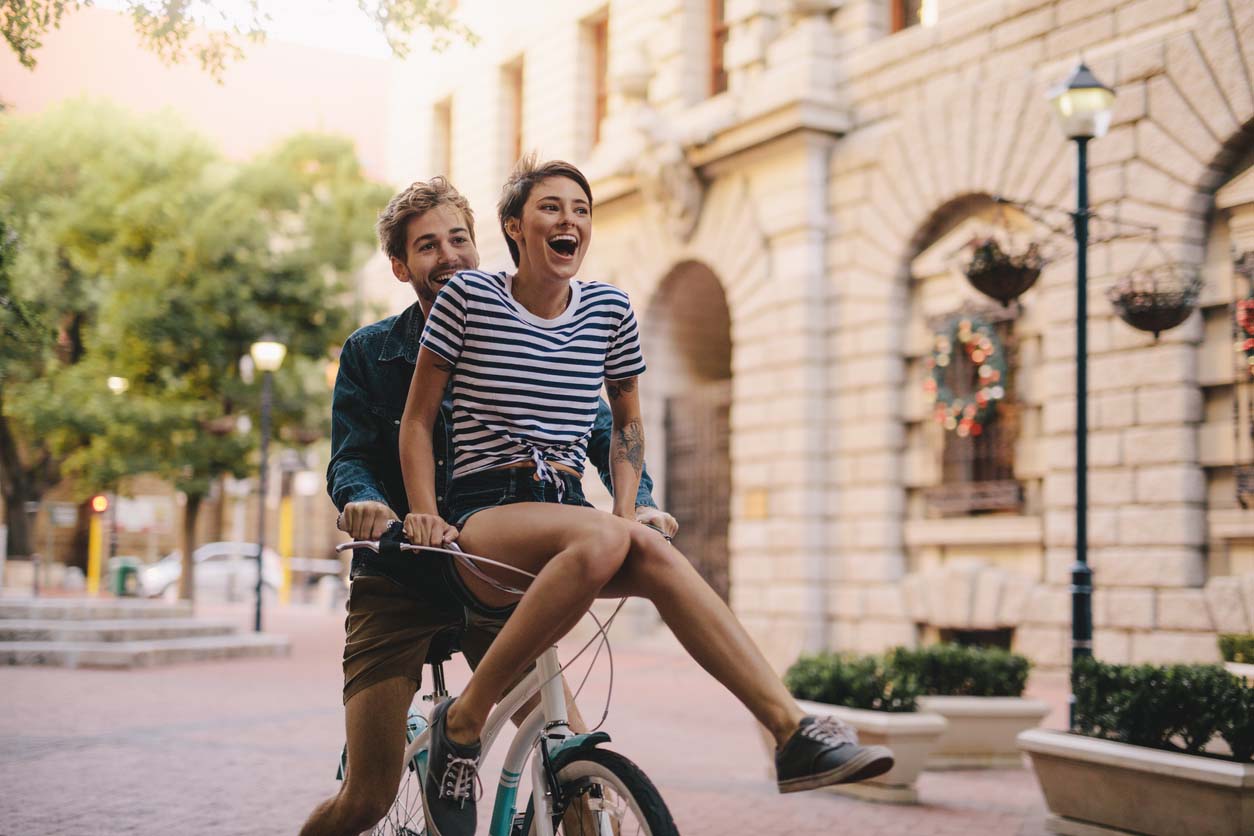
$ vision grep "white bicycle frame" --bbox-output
[337,538,589,836]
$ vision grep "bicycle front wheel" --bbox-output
[370,759,426,836]
[525,747,678,836]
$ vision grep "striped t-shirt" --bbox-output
[419,269,647,479]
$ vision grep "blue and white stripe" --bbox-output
[420,270,646,479]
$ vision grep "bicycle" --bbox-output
[333,535,679,836]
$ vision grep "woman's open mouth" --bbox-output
[547,234,578,259]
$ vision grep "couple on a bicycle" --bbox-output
[301,160,894,836]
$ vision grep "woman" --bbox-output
[398,156,649,836]
[400,158,892,836]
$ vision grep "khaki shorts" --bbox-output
[341,573,510,704]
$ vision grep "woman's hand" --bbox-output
[635,505,679,539]
[402,513,459,547]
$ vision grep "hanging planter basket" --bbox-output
[963,237,1045,306]
[282,426,324,446]
[1107,263,1202,339]
[201,415,238,436]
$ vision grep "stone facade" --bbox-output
[394,0,1254,669]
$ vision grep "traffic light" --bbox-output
[90,494,109,514]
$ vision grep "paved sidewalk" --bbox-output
[0,599,1054,835]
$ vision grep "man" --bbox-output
[302,177,892,836]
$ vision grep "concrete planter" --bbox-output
[759,699,947,803]
[1226,661,1254,681]
[917,695,1050,769]
[1019,728,1254,836]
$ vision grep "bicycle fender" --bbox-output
[547,731,611,765]
[514,733,615,835]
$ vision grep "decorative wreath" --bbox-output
[923,316,1008,438]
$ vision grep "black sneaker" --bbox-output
[421,698,481,836]
[775,715,895,793]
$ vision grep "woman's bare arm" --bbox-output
[399,347,459,545]
[605,376,644,520]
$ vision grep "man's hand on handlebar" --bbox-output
[337,501,399,540]
[403,512,460,547]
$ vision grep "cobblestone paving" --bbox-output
[0,600,1056,835]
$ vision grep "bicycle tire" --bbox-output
[523,747,678,836]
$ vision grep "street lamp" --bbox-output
[1049,62,1115,729]
[249,336,287,632]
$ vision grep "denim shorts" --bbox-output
[446,465,593,527]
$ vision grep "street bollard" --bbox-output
[86,512,103,595]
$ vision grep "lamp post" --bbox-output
[1049,63,1115,729]
[249,336,287,632]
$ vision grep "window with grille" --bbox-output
[588,15,609,145]
[709,0,728,96]
[432,98,452,177]
[891,0,922,33]
[502,58,525,168]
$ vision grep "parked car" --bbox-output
[139,541,341,601]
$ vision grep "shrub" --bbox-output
[784,653,921,713]
[1072,656,1253,763]
[885,644,1030,697]
[1218,633,1254,664]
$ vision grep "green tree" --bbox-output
[0,100,217,561]
[1,102,388,597]
[2,1,474,79]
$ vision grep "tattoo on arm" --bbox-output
[433,359,455,373]
[606,377,636,400]
[613,419,645,477]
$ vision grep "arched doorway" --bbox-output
[643,261,733,600]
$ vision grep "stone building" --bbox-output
[391,0,1254,669]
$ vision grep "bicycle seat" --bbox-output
[425,627,461,666]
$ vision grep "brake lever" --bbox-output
[641,522,674,542]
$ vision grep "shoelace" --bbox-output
[438,752,483,807]
[801,716,860,748]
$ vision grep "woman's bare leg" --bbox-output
[600,526,805,745]
[442,502,633,745]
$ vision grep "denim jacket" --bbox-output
[327,302,656,520]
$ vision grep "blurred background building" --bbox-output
[4,0,1253,670]
[389,0,1254,669]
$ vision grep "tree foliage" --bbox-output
[0,100,388,581]
[2,1,474,79]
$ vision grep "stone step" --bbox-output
[0,618,239,643]
[0,634,290,669]
[0,597,192,621]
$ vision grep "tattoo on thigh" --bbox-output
[613,420,644,476]
[606,377,636,400]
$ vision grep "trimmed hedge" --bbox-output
[784,653,920,713]
[887,644,1030,697]
[1219,633,1254,664]
[1073,656,1254,763]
